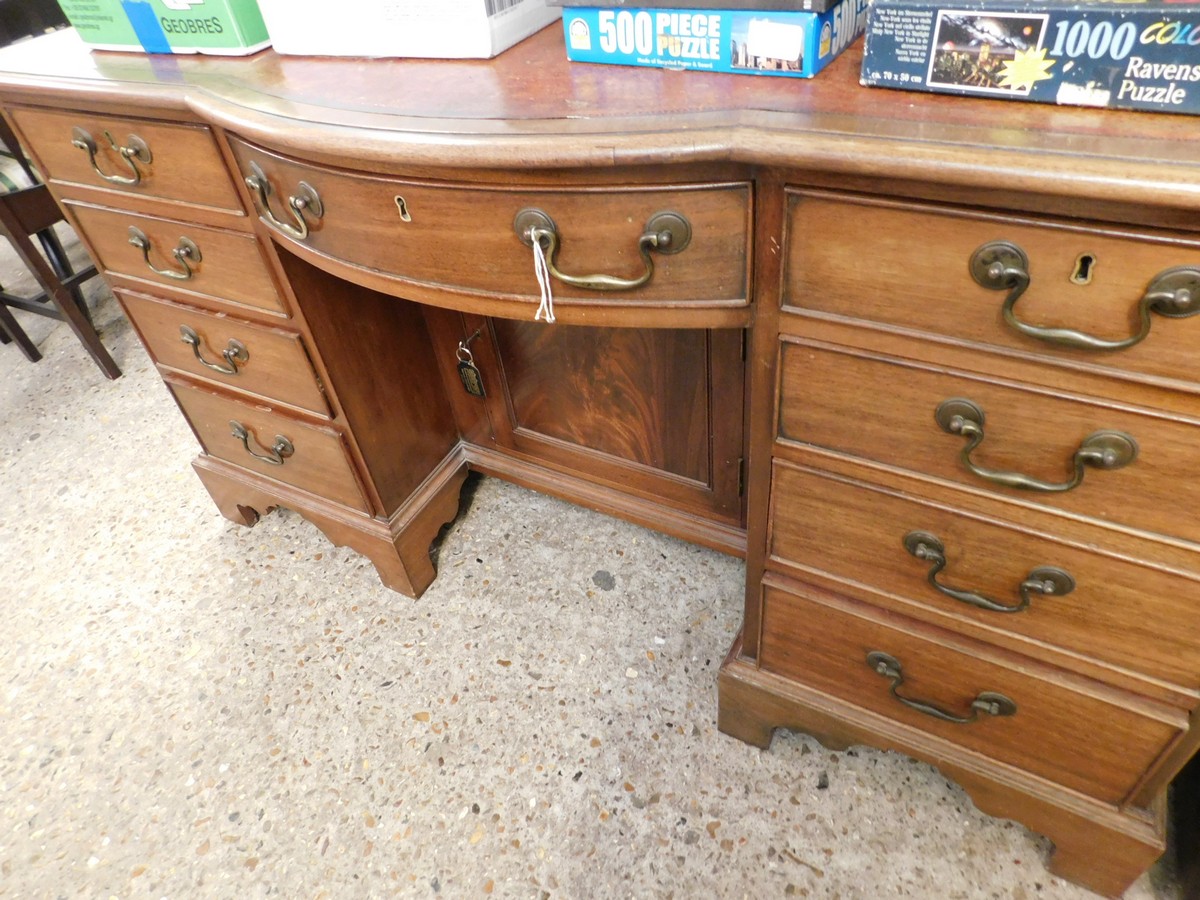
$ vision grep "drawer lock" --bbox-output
[866,651,1018,724]
[903,530,1074,614]
[970,239,1200,352]
[935,397,1137,493]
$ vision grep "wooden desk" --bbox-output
[2,25,1197,897]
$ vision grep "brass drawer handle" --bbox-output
[127,226,201,281]
[866,651,1017,724]
[971,240,1200,352]
[71,126,151,186]
[903,531,1074,614]
[180,325,248,376]
[229,420,293,466]
[513,208,691,291]
[244,161,324,240]
[935,398,1137,493]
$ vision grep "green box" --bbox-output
[55,0,270,55]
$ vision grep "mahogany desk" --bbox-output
[1,25,1198,897]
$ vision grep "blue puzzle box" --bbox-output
[560,2,870,78]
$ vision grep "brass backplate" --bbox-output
[1148,266,1200,318]
[513,208,555,247]
[903,530,943,559]
[646,211,691,254]
[1027,566,1076,596]
[935,398,985,434]
[1080,430,1138,469]
[970,240,1028,290]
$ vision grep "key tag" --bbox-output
[456,334,486,398]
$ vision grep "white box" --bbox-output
[258,0,558,58]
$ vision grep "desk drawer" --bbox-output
[119,290,329,417]
[778,339,1200,545]
[767,459,1200,692]
[758,581,1183,805]
[783,190,1200,390]
[68,202,285,315]
[169,381,368,513]
[10,106,243,213]
[227,139,750,310]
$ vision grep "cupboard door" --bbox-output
[477,320,745,526]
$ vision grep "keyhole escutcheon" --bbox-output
[1071,252,1097,285]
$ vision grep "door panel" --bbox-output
[482,319,745,525]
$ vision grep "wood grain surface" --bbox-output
[757,581,1183,806]
[117,289,329,417]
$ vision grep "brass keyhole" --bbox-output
[395,196,412,222]
[1071,253,1097,285]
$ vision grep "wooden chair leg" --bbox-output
[0,125,116,377]
[46,274,119,378]
[2,216,119,379]
[36,226,94,326]
[0,299,41,361]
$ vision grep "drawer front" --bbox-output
[119,291,329,417]
[68,203,285,315]
[11,106,243,212]
[758,582,1182,805]
[170,382,368,513]
[227,139,750,308]
[784,191,1200,389]
[778,339,1200,545]
[768,460,1200,691]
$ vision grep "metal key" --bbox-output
[456,336,485,398]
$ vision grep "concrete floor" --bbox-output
[0,235,1185,899]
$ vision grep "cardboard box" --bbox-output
[860,0,1200,116]
[257,0,558,59]
[55,0,270,54]
[560,0,870,77]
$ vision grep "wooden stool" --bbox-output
[0,116,119,379]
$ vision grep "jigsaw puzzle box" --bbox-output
[552,1,845,16]
[561,0,870,78]
[859,0,1200,115]
[55,0,270,54]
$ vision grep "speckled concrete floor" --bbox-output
[0,237,1185,899]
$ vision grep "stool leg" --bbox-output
[48,276,119,378]
[6,225,119,379]
[37,228,95,327]
[0,300,42,362]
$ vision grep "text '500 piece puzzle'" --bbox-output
[561,2,869,78]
